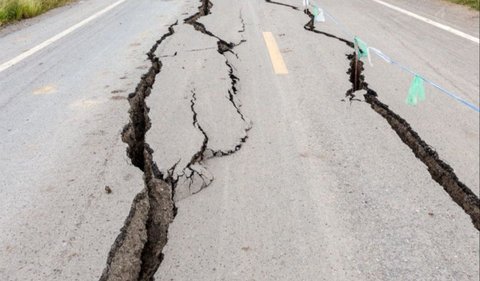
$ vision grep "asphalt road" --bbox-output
[0,0,479,280]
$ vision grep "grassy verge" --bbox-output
[445,0,480,10]
[0,0,71,25]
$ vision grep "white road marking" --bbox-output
[371,0,479,44]
[0,0,128,73]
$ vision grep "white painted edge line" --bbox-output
[0,0,128,73]
[372,0,479,44]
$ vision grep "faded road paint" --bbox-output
[263,32,289,75]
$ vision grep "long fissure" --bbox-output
[345,42,480,231]
[100,21,177,281]
[101,0,253,279]
[265,0,480,230]
[364,91,480,230]
[101,1,478,279]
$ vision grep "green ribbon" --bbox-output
[313,5,319,17]
[354,36,369,59]
[406,75,426,106]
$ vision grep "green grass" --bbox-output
[445,0,480,10]
[0,0,70,25]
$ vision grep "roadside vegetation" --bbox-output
[0,0,70,25]
[446,0,480,10]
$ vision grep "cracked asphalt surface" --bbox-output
[0,0,479,280]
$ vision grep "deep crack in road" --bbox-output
[100,1,252,280]
[102,1,479,279]
[266,0,479,230]
[1,0,477,279]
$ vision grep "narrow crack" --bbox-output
[303,9,354,48]
[189,90,209,164]
[184,0,234,54]
[185,47,216,52]
[168,0,251,196]
[265,0,480,230]
[238,10,246,33]
[209,60,251,157]
[265,0,299,10]
[226,62,247,122]
[184,0,246,55]
[158,51,178,58]
[170,90,213,197]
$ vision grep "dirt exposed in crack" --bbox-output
[99,191,149,281]
[103,1,253,279]
[345,52,372,102]
[347,53,364,93]
[137,151,175,281]
[266,0,480,230]
[102,0,256,278]
[121,23,177,171]
[100,22,177,281]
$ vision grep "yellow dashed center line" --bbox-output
[262,32,288,75]
[33,85,56,95]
